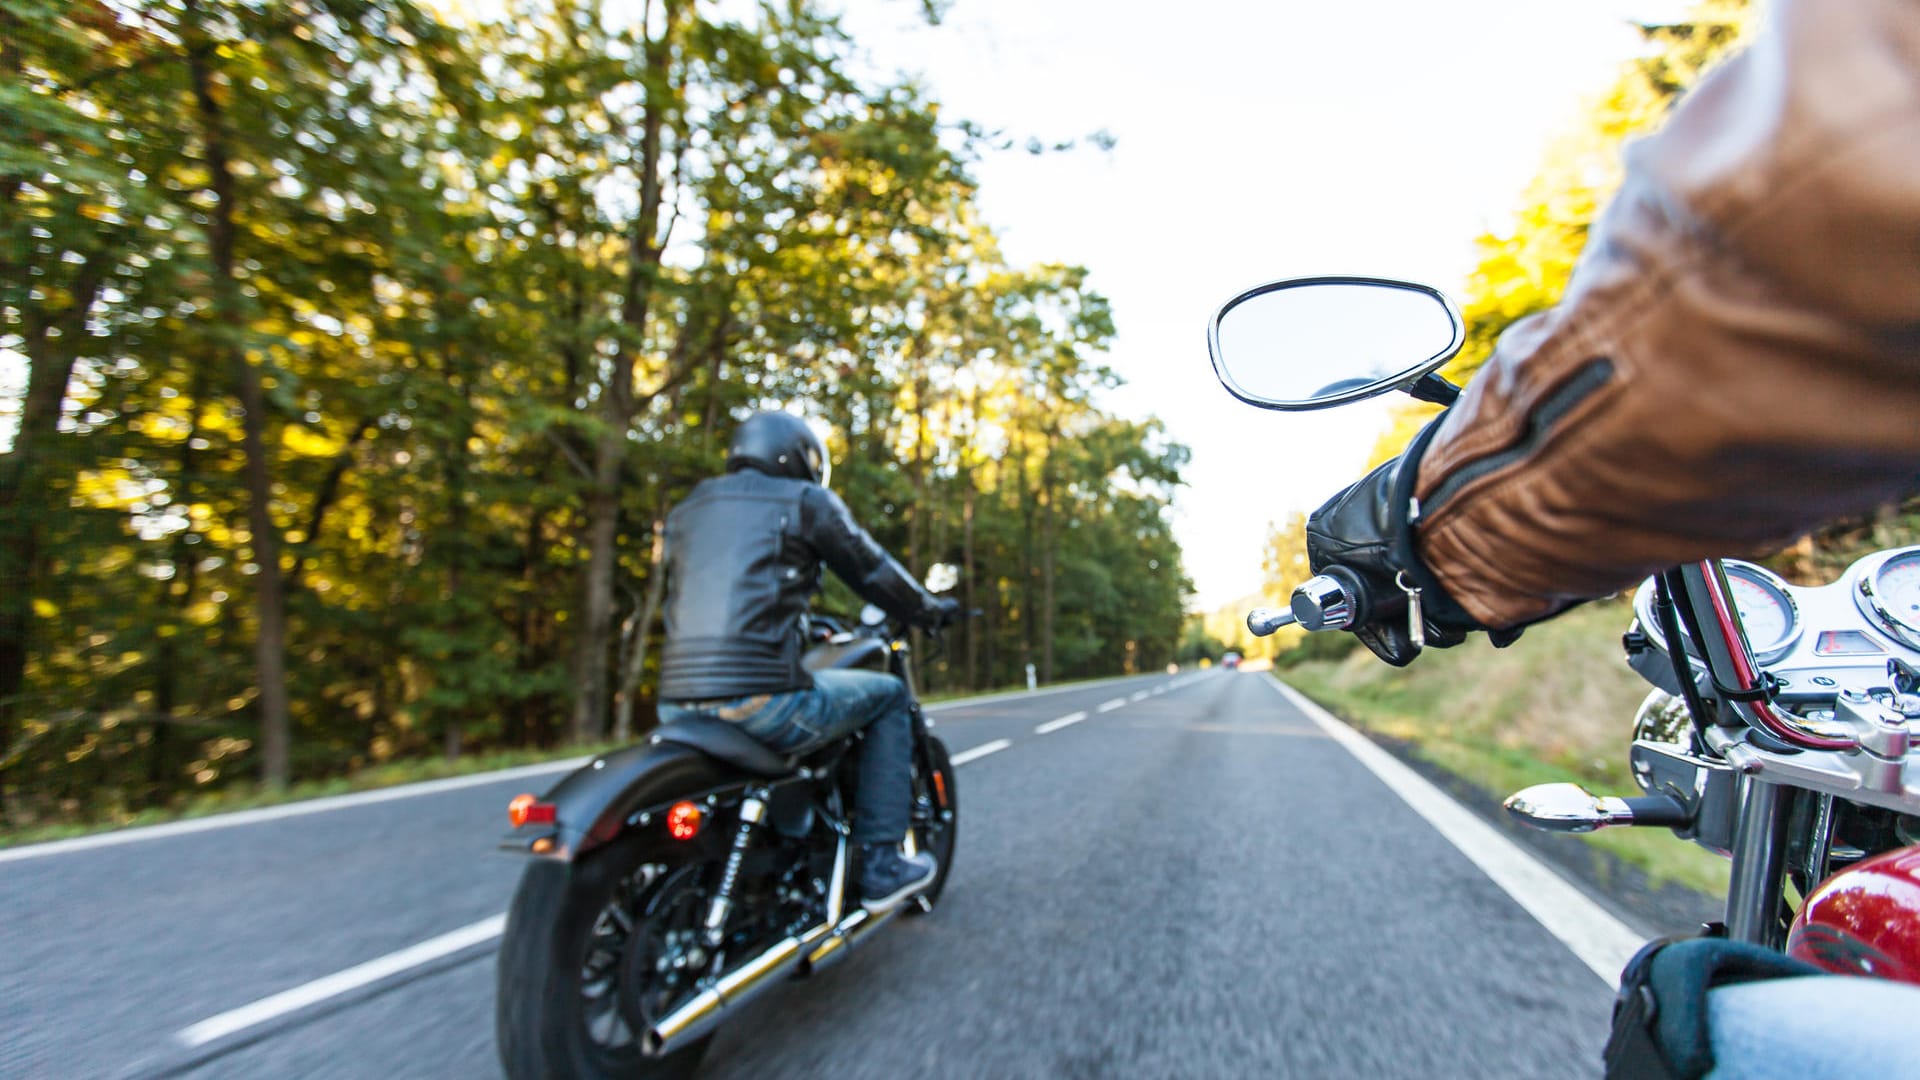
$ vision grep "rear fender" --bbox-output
[500,740,758,861]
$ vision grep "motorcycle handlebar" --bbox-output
[1246,608,1297,637]
[1246,572,1370,638]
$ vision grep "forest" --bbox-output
[1,0,1191,829]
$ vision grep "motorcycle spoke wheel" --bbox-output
[496,839,718,1080]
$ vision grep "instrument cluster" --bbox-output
[1631,546,1920,700]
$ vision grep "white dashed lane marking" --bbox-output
[1035,711,1089,735]
[948,739,1014,767]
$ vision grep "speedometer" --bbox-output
[1722,562,1800,663]
[1854,547,1920,650]
[1632,560,1800,664]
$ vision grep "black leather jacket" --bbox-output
[657,467,945,701]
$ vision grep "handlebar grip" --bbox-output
[1292,573,1360,631]
[1246,608,1299,637]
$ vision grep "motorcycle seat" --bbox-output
[650,715,797,778]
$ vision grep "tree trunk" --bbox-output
[510,505,549,747]
[962,471,977,692]
[567,6,674,745]
[613,511,668,741]
[150,371,210,806]
[0,265,101,818]
[1040,472,1057,685]
[570,452,624,744]
[1016,430,1036,679]
[186,9,292,788]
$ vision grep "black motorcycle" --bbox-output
[493,601,959,1079]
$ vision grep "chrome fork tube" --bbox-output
[1806,792,1836,888]
[1725,777,1793,947]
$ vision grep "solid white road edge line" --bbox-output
[172,730,1021,1049]
[1095,698,1127,713]
[1266,676,1643,985]
[175,914,508,1048]
[0,758,594,865]
[1034,711,1089,735]
[948,739,1014,767]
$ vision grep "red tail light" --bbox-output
[507,793,556,829]
[666,800,704,841]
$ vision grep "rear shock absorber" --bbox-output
[703,790,769,947]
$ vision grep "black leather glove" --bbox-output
[1603,937,1822,1080]
[922,596,963,630]
[1304,419,1514,666]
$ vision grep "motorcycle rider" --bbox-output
[655,410,960,911]
[1306,0,1920,665]
[1295,0,1920,1075]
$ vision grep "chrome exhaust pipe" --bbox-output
[803,902,904,973]
[644,899,907,1057]
[644,932,813,1056]
[645,835,853,1057]
[649,832,915,1056]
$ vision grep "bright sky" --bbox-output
[834,0,1688,610]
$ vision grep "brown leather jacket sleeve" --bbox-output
[1413,0,1920,629]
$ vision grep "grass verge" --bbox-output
[0,741,626,851]
[1280,598,1731,898]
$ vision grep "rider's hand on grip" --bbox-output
[925,597,964,630]
[1304,423,1508,665]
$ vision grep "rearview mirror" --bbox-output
[1207,277,1463,410]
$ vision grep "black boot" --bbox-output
[859,842,937,911]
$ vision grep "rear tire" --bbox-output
[905,734,958,915]
[496,836,715,1080]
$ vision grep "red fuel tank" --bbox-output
[1787,843,1920,984]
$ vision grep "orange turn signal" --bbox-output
[666,800,703,841]
[508,793,555,829]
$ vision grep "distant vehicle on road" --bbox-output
[1222,651,1242,670]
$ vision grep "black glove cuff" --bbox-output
[1387,415,1478,632]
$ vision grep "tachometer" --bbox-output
[1854,547,1920,650]
[1633,560,1800,664]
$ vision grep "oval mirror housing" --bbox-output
[1207,277,1463,411]
[924,562,959,594]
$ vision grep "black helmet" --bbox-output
[726,410,831,486]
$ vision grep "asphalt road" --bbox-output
[3,670,1638,1079]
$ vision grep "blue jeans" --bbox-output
[658,669,914,844]
[1707,975,1920,1077]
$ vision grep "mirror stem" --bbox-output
[1406,372,1461,407]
